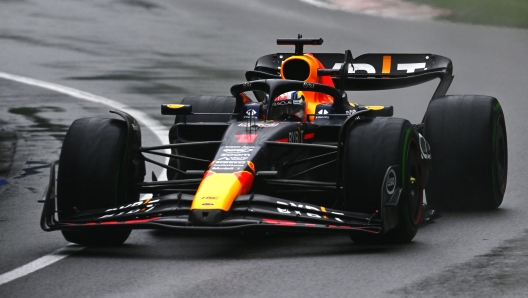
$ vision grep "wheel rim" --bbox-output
[407,145,423,225]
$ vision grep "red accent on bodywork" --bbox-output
[203,170,215,179]
[263,218,297,226]
[247,161,256,174]
[101,221,119,225]
[356,227,379,234]
[235,134,258,143]
[240,92,253,103]
[275,138,288,143]
[303,133,314,140]
[66,217,161,226]
[234,171,254,194]
[125,217,160,224]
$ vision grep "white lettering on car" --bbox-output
[332,62,427,74]
[332,63,376,74]
[275,201,343,222]
[101,199,160,218]
[288,131,299,143]
[397,63,426,73]
[277,201,290,213]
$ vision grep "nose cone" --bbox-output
[189,209,228,225]
[189,171,254,225]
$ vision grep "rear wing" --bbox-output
[248,52,454,99]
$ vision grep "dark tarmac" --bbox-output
[1,0,528,297]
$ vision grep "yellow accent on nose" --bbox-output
[365,106,384,111]
[191,172,253,211]
[167,104,184,109]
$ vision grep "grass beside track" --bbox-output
[404,0,528,28]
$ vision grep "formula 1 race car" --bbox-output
[40,36,508,246]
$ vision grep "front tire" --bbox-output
[57,118,139,246]
[343,117,423,244]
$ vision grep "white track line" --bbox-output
[0,71,170,285]
[0,244,85,286]
[0,71,169,183]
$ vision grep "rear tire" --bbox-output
[344,117,423,244]
[58,118,139,246]
[424,95,507,210]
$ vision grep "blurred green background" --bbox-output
[405,0,528,28]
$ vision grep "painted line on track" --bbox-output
[0,72,169,149]
[0,71,170,285]
[0,71,169,182]
[0,244,85,286]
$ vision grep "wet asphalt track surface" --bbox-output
[1,0,528,297]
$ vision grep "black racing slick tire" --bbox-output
[424,95,507,210]
[57,117,139,246]
[344,117,423,244]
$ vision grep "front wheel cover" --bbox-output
[57,117,138,246]
[345,118,423,243]
[385,144,423,243]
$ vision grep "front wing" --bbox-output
[40,165,382,235]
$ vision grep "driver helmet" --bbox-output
[270,91,306,120]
